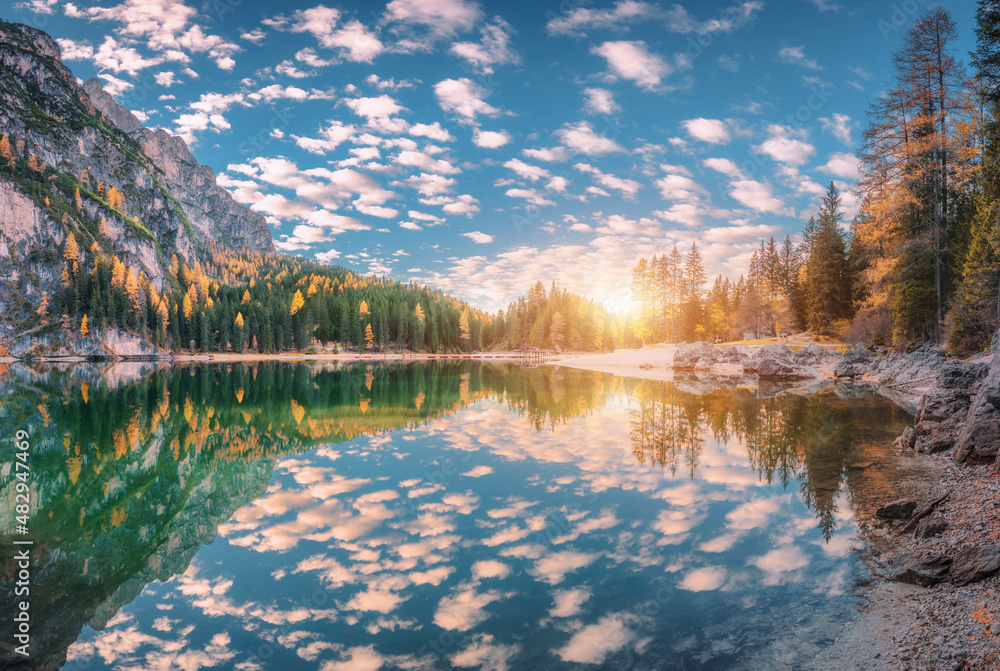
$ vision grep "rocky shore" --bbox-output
[637,336,1000,668]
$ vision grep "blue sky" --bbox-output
[6,0,977,311]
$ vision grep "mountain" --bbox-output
[0,20,273,340]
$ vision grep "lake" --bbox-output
[0,361,913,670]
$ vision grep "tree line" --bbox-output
[627,182,856,343]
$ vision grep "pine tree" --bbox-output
[290,290,305,315]
[364,322,374,349]
[80,314,89,337]
[805,183,852,333]
[63,232,80,263]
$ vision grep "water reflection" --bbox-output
[0,362,910,670]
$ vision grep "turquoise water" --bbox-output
[0,362,911,669]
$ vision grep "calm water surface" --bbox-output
[0,362,912,670]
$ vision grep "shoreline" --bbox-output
[4,340,998,665]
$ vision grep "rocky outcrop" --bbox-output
[82,79,274,254]
[834,343,872,378]
[953,331,1000,466]
[672,341,831,380]
[744,343,817,380]
[0,20,273,326]
[9,326,163,358]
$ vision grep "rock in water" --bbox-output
[745,344,813,380]
[875,499,919,520]
[894,426,916,452]
[672,342,721,370]
[949,546,1000,586]
[889,551,953,586]
[834,343,872,378]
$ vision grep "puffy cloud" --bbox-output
[473,129,511,148]
[462,231,495,244]
[533,550,600,584]
[550,587,591,618]
[433,586,503,631]
[394,172,456,196]
[703,223,781,243]
[755,125,815,165]
[681,118,730,144]
[702,157,744,179]
[678,566,728,591]
[450,17,518,75]
[583,87,621,115]
[729,179,789,214]
[344,95,409,134]
[555,613,638,664]
[523,146,570,162]
[434,78,501,124]
[555,121,625,156]
[819,113,855,145]
[547,0,663,36]
[276,5,383,62]
[505,188,556,208]
[591,40,670,90]
[504,159,551,182]
[574,163,641,198]
[411,122,456,142]
[451,634,520,670]
[778,45,822,70]
[383,0,483,45]
[820,152,860,179]
[293,121,356,154]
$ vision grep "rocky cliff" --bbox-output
[0,20,272,332]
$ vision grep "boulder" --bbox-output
[875,498,919,520]
[893,426,916,452]
[913,517,948,540]
[794,343,829,362]
[746,344,814,380]
[889,551,953,586]
[672,342,721,370]
[949,545,1000,586]
[953,339,1000,465]
[834,343,872,378]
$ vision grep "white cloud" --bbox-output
[383,0,483,43]
[583,87,621,115]
[778,45,822,70]
[550,588,591,618]
[434,78,501,124]
[681,118,730,144]
[411,122,456,142]
[433,586,502,631]
[574,163,641,198]
[450,17,518,75]
[280,5,384,62]
[755,125,815,165]
[505,188,556,208]
[473,129,511,148]
[678,566,728,591]
[555,613,637,664]
[702,157,744,179]
[819,113,855,145]
[505,159,551,182]
[729,179,788,214]
[523,146,570,162]
[555,121,625,156]
[547,0,663,36]
[591,40,670,90]
[820,151,860,179]
[463,231,494,244]
[293,121,356,154]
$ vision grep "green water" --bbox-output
[0,362,911,670]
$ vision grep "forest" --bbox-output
[628,4,1000,354]
[14,3,1000,355]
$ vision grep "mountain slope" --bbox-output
[0,20,272,336]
